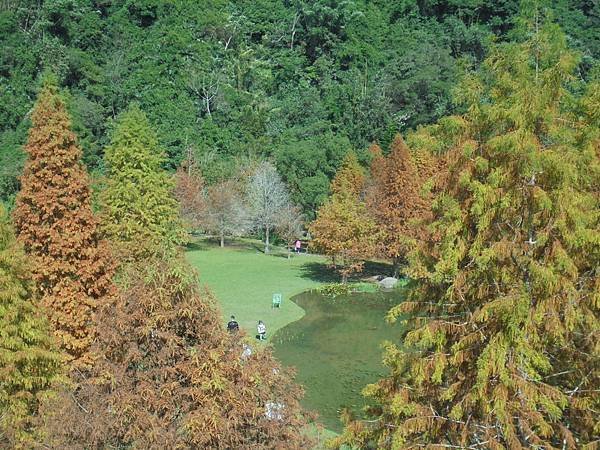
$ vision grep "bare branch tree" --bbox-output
[203,180,246,248]
[276,204,304,259]
[187,65,223,119]
[245,162,292,254]
[290,12,299,49]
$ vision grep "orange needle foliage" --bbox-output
[367,134,434,273]
[309,153,378,282]
[44,255,313,449]
[174,159,206,232]
[12,79,115,371]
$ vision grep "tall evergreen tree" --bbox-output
[100,104,184,259]
[333,11,599,449]
[309,153,378,282]
[12,79,114,370]
[367,135,433,275]
[0,205,62,448]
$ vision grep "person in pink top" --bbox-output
[294,239,301,254]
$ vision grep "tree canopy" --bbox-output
[333,9,600,448]
[0,205,62,448]
[45,254,312,449]
[100,104,184,259]
[309,153,378,282]
[1,0,598,215]
[12,79,115,370]
[367,135,434,274]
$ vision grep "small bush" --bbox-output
[316,282,379,298]
[315,283,353,298]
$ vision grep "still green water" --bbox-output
[272,290,405,432]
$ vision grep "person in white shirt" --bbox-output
[257,320,266,340]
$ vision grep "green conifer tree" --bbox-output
[0,205,62,448]
[333,9,599,449]
[100,104,184,259]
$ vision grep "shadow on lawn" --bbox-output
[298,261,339,283]
[184,240,213,252]
[185,237,261,253]
[299,259,394,284]
[362,260,394,277]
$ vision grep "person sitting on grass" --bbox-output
[227,315,239,332]
[257,320,266,340]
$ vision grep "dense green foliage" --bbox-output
[0,205,62,448]
[100,104,184,258]
[2,0,598,214]
[333,9,600,448]
[1,1,599,444]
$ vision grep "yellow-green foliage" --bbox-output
[0,206,62,448]
[333,11,599,450]
[100,104,184,260]
[309,153,378,282]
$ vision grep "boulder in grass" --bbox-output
[379,277,398,289]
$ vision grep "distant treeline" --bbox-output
[1,0,598,214]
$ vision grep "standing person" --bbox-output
[294,239,301,254]
[227,315,239,332]
[257,320,266,340]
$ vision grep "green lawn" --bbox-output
[186,238,334,340]
[186,238,371,447]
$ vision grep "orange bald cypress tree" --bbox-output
[44,253,313,449]
[368,134,432,274]
[12,79,114,371]
[364,142,386,215]
[174,158,206,233]
[309,153,378,282]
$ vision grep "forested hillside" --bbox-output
[1,2,599,448]
[1,0,598,213]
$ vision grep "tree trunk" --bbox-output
[220,231,224,248]
[392,255,406,277]
[392,257,400,277]
[264,226,270,254]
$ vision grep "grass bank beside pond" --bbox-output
[185,238,396,447]
[185,238,335,339]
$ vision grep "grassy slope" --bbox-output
[186,238,365,446]
[186,238,334,340]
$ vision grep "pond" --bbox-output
[272,289,405,432]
